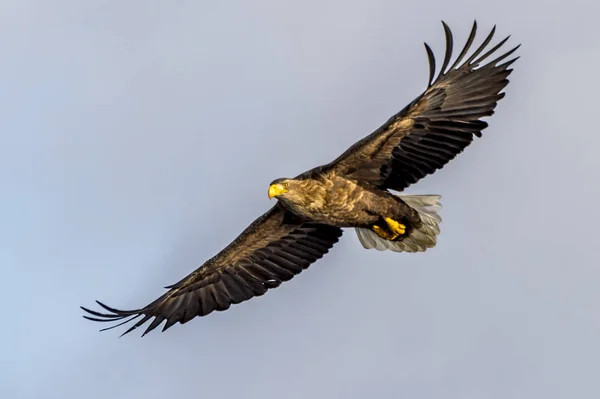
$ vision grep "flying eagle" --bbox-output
[82,21,519,336]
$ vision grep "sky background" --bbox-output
[2,1,600,398]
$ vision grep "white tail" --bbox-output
[355,194,442,253]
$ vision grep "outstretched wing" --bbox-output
[81,205,342,337]
[329,21,520,191]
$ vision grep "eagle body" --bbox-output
[82,21,519,337]
[273,170,422,233]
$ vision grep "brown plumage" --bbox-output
[82,21,519,336]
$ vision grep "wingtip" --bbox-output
[441,20,452,35]
[80,304,102,317]
[95,299,127,315]
[119,325,137,338]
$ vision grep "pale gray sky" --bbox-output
[2,1,600,398]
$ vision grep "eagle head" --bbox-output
[268,178,291,199]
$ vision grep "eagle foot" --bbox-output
[372,218,406,241]
[385,217,406,237]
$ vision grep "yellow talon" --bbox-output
[372,218,406,241]
[373,225,395,240]
[384,217,406,236]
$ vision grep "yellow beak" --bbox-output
[268,183,287,199]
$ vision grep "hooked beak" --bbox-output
[268,183,287,199]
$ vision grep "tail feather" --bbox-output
[355,194,442,253]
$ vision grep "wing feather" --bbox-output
[81,205,342,336]
[329,20,519,191]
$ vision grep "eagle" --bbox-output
[82,21,519,337]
